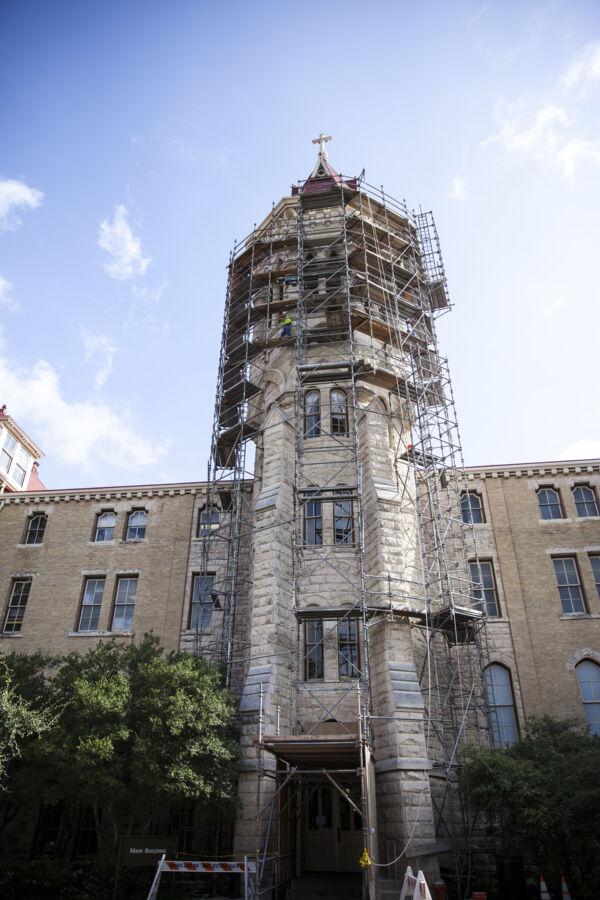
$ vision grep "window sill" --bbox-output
[0,632,22,638]
[88,540,116,546]
[539,518,572,524]
[68,630,134,637]
[183,628,214,636]
[16,543,43,549]
[560,613,600,620]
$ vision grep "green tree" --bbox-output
[0,651,54,787]
[461,717,600,899]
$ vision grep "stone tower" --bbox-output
[202,141,488,897]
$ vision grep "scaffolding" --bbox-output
[199,150,491,898]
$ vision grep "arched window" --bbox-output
[576,660,600,736]
[25,513,47,545]
[484,664,519,747]
[304,391,321,438]
[126,510,147,541]
[537,487,563,520]
[573,485,599,518]
[461,492,484,524]
[330,390,348,436]
[94,511,116,542]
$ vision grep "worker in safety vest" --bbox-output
[280,312,293,337]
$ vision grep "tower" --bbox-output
[200,141,489,897]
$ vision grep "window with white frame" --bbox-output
[461,492,484,524]
[78,577,105,632]
[537,487,563,520]
[469,560,500,617]
[484,664,519,747]
[3,578,32,633]
[330,389,348,436]
[25,513,47,545]
[1,432,16,475]
[304,391,321,438]
[576,659,600,737]
[94,511,116,542]
[573,485,599,518]
[126,510,147,541]
[111,576,138,631]
[189,573,215,630]
[552,557,586,614]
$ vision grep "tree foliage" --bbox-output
[460,717,600,899]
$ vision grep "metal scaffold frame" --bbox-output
[198,153,492,898]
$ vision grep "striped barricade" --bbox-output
[160,860,257,874]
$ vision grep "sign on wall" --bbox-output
[120,836,176,867]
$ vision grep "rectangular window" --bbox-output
[304,493,323,545]
[338,618,359,678]
[305,619,324,680]
[3,578,32,633]
[333,492,354,544]
[189,574,215,630]
[78,577,105,632]
[111,576,138,632]
[1,433,16,474]
[553,557,586,614]
[590,556,600,599]
[469,561,500,617]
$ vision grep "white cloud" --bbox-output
[0,178,44,232]
[81,328,117,390]
[0,350,167,473]
[561,44,600,93]
[450,177,467,200]
[557,440,600,461]
[542,297,566,319]
[0,275,19,313]
[98,205,150,281]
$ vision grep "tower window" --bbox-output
[111,576,138,632]
[576,659,600,736]
[126,510,147,541]
[304,493,323,545]
[484,664,519,747]
[469,560,500,617]
[3,578,32,633]
[330,390,348,436]
[189,573,216,630]
[573,485,599,518]
[333,491,354,544]
[94,511,116,542]
[25,513,47,545]
[552,557,586,614]
[537,487,563,520]
[460,492,484,524]
[338,618,359,678]
[304,391,321,438]
[78,577,106,632]
[305,619,324,680]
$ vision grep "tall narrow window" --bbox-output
[461,492,484,524]
[189,574,215,630]
[32,803,64,858]
[330,390,348,436]
[111,576,138,631]
[94,511,116,542]
[469,561,500,617]
[537,487,563,520]
[576,659,600,737]
[589,556,600,598]
[3,578,32,633]
[552,557,586,614]
[484,664,519,747]
[338,618,359,678]
[305,619,324,680]
[126,510,147,541]
[25,513,47,545]
[304,391,321,438]
[78,577,105,632]
[1,432,16,474]
[573,485,599,518]
[197,505,221,536]
[333,491,354,544]
[304,492,323,545]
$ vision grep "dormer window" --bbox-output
[94,511,116,542]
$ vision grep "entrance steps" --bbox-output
[289,873,362,900]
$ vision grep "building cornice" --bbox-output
[0,481,211,505]
[464,458,600,480]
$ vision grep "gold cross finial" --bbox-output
[311,132,333,160]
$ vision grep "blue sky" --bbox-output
[1,0,599,488]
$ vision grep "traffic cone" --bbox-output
[561,874,572,899]
[540,875,551,899]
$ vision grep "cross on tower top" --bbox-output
[311,132,333,160]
